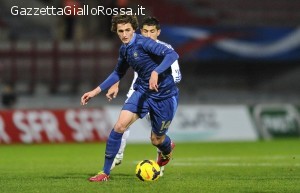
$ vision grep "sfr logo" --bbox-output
[65,109,111,142]
[13,110,64,143]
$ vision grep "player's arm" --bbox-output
[150,43,178,74]
[99,61,128,92]
[81,51,129,105]
[100,49,130,89]
[81,86,101,105]
[81,71,122,105]
[106,81,120,102]
[143,39,179,91]
[157,40,182,83]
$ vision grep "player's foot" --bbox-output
[89,171,110,182]
[110,157,122,171]
[157,141,175,167]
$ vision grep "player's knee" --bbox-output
[114,122,127,133]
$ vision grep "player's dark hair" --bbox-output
[111,15,139,32]
[141,16,161,30]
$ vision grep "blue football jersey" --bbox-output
[118,34,179,99]
[100,33,179,100]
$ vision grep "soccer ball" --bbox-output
[135,160,160,181]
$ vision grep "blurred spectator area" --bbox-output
[1,0,300,106]
[1,40,300,105]
[0,0,57,40]
[180,61,300,104]
[0,40,121,95]
[1,0,300,40]
[0,0,114,40]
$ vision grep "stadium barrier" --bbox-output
[250,104,300,139]
[0,108,112,144]
[0,105,260,144]
[125,105,258,143]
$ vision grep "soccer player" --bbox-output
[106,16,181,176]
[81,15,179,182]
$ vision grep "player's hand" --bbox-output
[81,87,101,105]
[106,83,119,102]
[81,92,92,105]
[149,71,159,92]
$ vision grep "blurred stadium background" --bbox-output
[1,0,300,144]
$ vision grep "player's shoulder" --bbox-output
[135,34,154,45]
[156,40,173,49]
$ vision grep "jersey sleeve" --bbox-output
[142,38,179,74]
[171,60,182,83]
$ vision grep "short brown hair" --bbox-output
[111,15,139,33]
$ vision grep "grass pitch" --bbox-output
[1,139,300,193]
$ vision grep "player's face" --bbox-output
[140,25,161,41]
[116,23,135,44]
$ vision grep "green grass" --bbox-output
[1,139,300,193]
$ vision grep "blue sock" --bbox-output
[156,135,172,155]
[103,129,123,175]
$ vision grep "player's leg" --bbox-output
[146,113,165,176]
[151,132,175,166]
[111,85,137,170]
[111,88,146,170]
[89,91,148,182]
[89,110,139,182]
[117,128,130,159]
[149,94,178,167]
[139,113,168,176]
[111,128,130,170]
